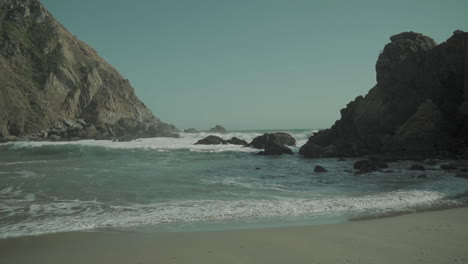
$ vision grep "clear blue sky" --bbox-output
[41,0,468,130]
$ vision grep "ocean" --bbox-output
[0,129,466,238]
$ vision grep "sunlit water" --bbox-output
[0,129,467,238]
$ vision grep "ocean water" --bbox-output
[0,129,467,238]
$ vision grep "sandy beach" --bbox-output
[1,207,467,264]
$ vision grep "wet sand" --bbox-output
[1,207,468,264]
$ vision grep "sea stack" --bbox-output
[0,0,178,142]
[300,31,468,158]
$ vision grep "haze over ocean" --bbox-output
[40,0,468,130]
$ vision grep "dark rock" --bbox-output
[314,165,327,173]
[440,164,457,170]
[298,143,324,158]
[416,174,428,179]
[461,168,468,172]
[300,31,468,158]
[208,125,227,134]
[426,160,437,165]
[353,157,388,174]
[257,137,293,156]
[255,167,260,170]
[409,164,426,171]
[195,135,227,145]
[184,128,199,133]
[248,133,296,149]
[226,137,248,145]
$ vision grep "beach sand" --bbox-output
[1,207,467,264]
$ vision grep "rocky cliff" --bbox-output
[0,0,178,141]
[300,30,468,158]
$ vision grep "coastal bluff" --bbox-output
[301,31,468,159]
[0,0,178,142]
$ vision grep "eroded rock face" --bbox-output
[300,30,468,158]
[248,133,296,149]
[0,0,178,141]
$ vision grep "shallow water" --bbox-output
[0,129,466,238]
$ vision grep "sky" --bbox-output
[41,0,468,130]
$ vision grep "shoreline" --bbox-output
[1,207,468,264]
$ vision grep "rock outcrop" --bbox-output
[300,31,468,158]
[257,137,293,156]
[226,137,248,145]
[194,135,248,145]
[0,0,178,142]
[247,133,296,149]
[194,135,227,145]
[208,125,227,134]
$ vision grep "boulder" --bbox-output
[248,133,296,149]
[258,140,293,155]
[195,135,227,145]
[314,165,327,173]
[409,164,426,171]
[226,137,248,145]
[208,125,227,134]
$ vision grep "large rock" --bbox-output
[226,137,248,145]
[258,139,293,156]
[247,133,296,149]
[300,30,468,158]
[0,0,178,142]
[208,125,227,134]
[195,135,227,145]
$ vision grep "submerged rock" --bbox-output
[314,165,327,173]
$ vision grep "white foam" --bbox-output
[0,189,457,238]
[1,130,315,153]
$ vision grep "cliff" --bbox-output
[300,30,468,158]
[0,0,178,141]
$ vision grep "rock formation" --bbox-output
[247,133,296,149]
[195,135,227,145]
[208,125,227,134]
[300,31,468,158]
[257,137,293,156]
[194,135,247,145]
[0,0,178,142]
